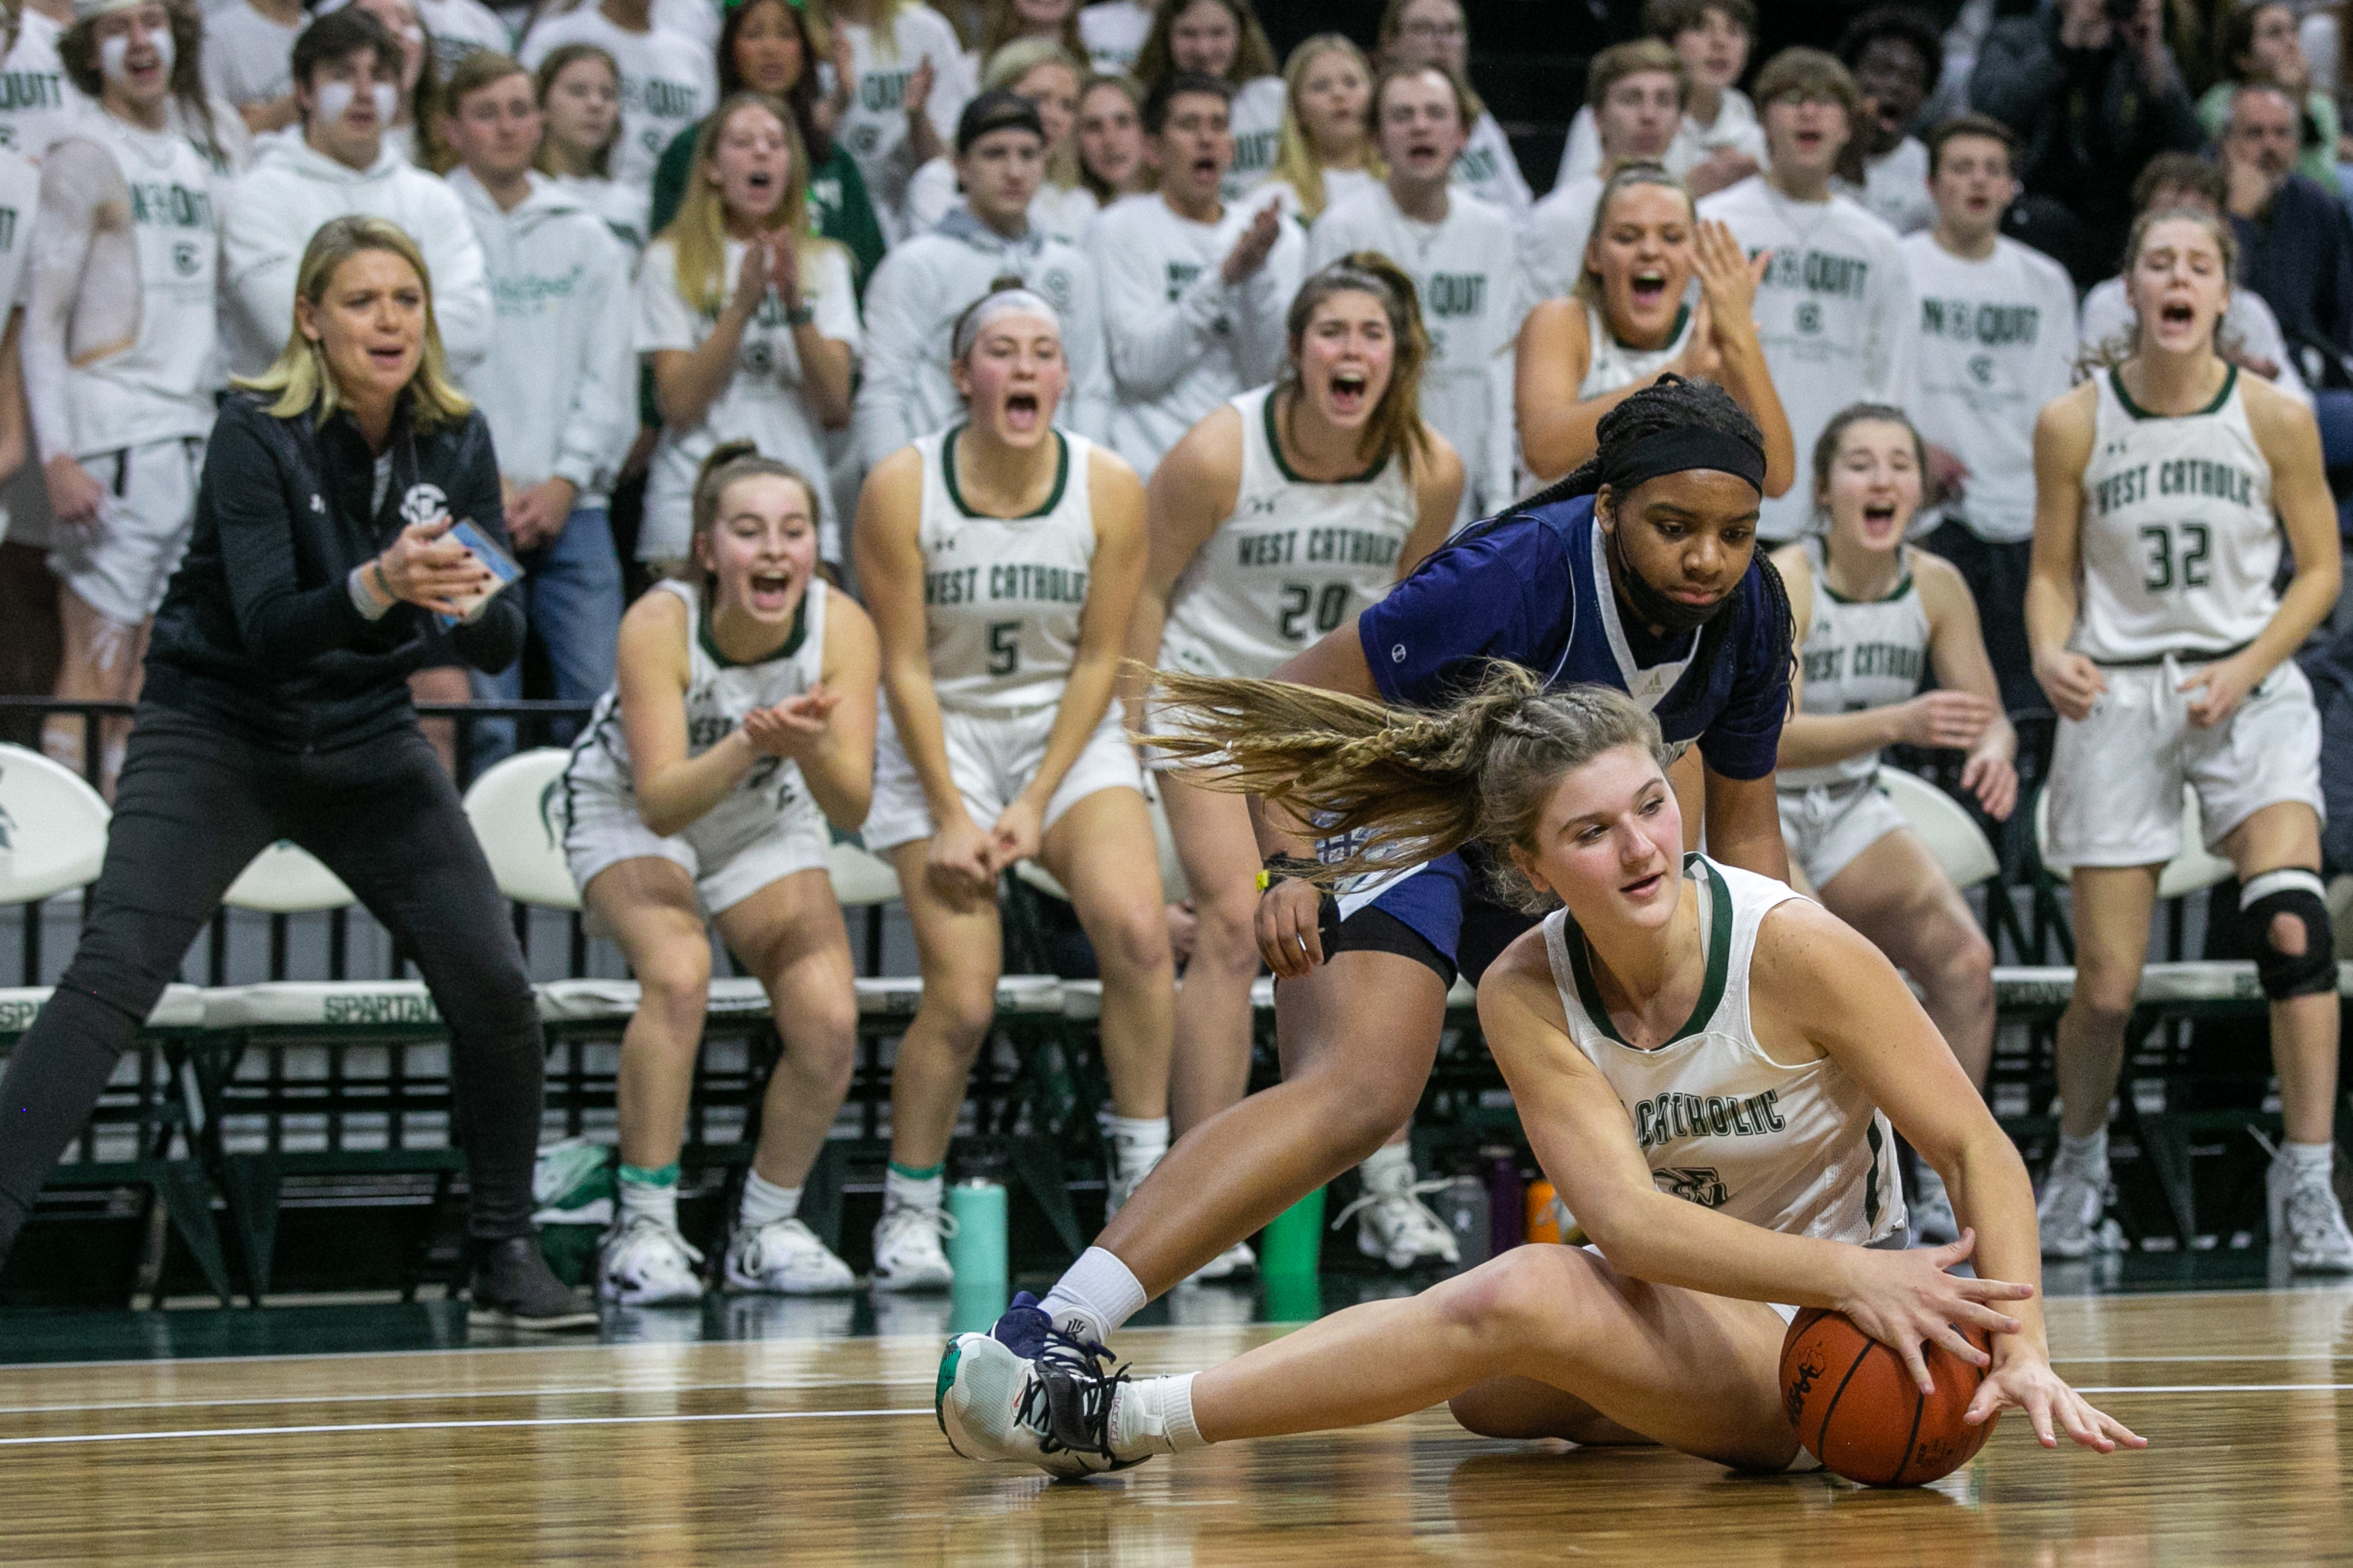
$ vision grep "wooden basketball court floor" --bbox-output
[2,1283,2348,1566]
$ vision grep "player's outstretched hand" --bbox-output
[742,689,839,759]
[1967,1350,2147,1453]
[1835,1229,2033,1396]
[377,514,491,615]
[1255,877,1325,979]
[2179,652,2259,729]
[2032,647,2107,722]
[927,812,998,901]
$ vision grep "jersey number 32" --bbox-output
[2139,521,2211,593]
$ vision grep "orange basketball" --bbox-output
[1779,1307,1999,1486]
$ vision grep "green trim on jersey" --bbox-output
[1262,385,1389,485]
[698,586,809,669]
[1817,545,1916,605]
[1561,854,1734,1050]
[2108,361,2238,421]
[942,424,1071,519]
[1610,303,1690,355]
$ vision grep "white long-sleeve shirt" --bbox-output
[829,3,971,241]
[1453,110,1532,218]
[447,168,635,507]
[1308,184,1529,521]
[0,12,90,162]
[1900,231,2078,545]
[518,7,714,203]
[1698,174,1917,541]
[1089,188,1301,479]
[851,208,1109,470]
[218,133,492,376]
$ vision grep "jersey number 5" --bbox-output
[2139,521,2211,593]
[987,622,1021,676]
[1278,583,1352,642]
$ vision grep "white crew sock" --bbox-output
[617,1168,679,1231]
[2058,1128,2108,1172]
[2281,1141,2336,1180]
[1108,1114,1170,1185]
[1110,1372,1208,1460]
[1040,1245,1148,1344]
[883,1161,944,1214]
[1359,1139,1413,1195]
[738,1171,802,1229]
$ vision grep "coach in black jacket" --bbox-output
[0,216,590,1329]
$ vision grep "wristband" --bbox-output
[784,302,815,327]
[1255,853,1318,892]
[371,558,394,605]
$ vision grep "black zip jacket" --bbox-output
[145,390,525,750]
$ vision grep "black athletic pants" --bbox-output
[0,705,545,1260]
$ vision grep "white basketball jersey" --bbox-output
[1779,539,1932,790]
[1542,856,1907,1246]
[1159,386,1420,680]
[2076,365,2278,663]
[916,427,1098,714]
[1579,298,1693,400]
[565,576,829,822]
[64,113,220,453]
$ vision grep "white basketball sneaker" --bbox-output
[2269,1151,2353,1273]
[2035,1145,2116,1259]
[724,1217,857,1295]
[1186,1239,1257,1283]
[870,1201,954,1292]
[936,1330,1135,1477]
[596,1215,706,1306]
[1339,1159,1461,1270]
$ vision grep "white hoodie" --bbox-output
[447,167,635,507]
[219,132,493,377]
[851,207,1109,470]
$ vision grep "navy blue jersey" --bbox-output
[1355,493,1790,781]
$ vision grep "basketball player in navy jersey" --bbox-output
[977,374,1798,1369]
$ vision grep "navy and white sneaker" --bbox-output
[936,1330,1138,1477]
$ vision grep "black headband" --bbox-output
[1599,424,1766,497]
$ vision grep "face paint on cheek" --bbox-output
[374,83,400,122]
[99,28,173,85]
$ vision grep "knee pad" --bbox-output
[2240,868,2337,1000]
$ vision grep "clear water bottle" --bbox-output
[1434,1175,1490,1269]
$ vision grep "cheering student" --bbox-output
[1258,33,1381,225]
[1130,0,1279,199]
[0,216,589,1329]
[1523,42,1688,306]
[1373,0,1528,216]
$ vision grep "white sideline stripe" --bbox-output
[0,1405,933,1448]
[2071,1383,2353,1394]
[0,1375,933,1417]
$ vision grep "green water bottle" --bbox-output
[946,1178,1008,1282]
[1258,1185,1326,1275]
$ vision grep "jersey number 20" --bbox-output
[1278,583,1352,642]
[2139,521,2211,593]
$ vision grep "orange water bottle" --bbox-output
[1525,1181,1561,1244]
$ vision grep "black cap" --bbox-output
[957,88,1046,156]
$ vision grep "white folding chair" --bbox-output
[1874,766,2000,889]
[827,838,903,907]
[221,841,356,914]
[0,742,110,905]
[2034,782,2234,899]
[460,747,581,911]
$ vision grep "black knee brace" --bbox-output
[2240,868,2337,1000]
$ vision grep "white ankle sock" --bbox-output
[2058,1128,2108,1170]
[618,1168,679,1230]
[2281,1141,2335,1179]
[1110,1372,1207,1460]
[1359,1140,1413,1194]
[1040,1245,1147,1342]
[884,1162,944,1214]
[1108,1115,1170,1184]
[738,1172,802,1229]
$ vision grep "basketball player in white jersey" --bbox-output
[25,0,219,784]
[1774,403,2014,1244]
[1515,164,1791,495]
[2030,207,2353,1273]
[855,285,1176,1291]
[1697,47,1915,544]
[564,446,879,1305]
[940,673,2142,1475]
[1126,255,1459,1277]
[1307,62,1523,524]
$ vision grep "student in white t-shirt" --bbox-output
[638,92,859,563]
[1259,32,1379,227]
[1558,0,1763,201]
[203,0,306,134]
[1831,5,1940,236]
[1373,0,1529,217]
[1131,0,1278,200]
[1901,114,2075,715]
[530,41,645,251]
[1092,71,1298,480]
[1309,62,1525,521]
[1522,40,1686,305]
[521,0,716,204]
[0,0,94,160]
[906,38,1098,245]
[1698,47,1916,542]
[807,0,971,240]
[1077,0,1146,74]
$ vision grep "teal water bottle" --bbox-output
[946,1179,1008,1281]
